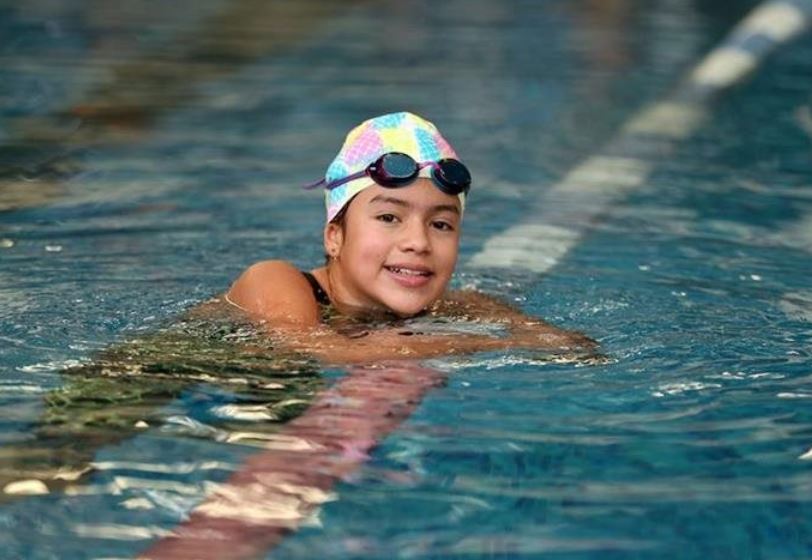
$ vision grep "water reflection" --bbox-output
[140,359,447,560]
[1,300,322,497]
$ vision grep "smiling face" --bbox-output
[323,178,462,317]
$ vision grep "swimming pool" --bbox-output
[2,0,812,558]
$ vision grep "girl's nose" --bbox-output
[399,220,430,254]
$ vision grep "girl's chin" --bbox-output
[364,279,446,317]
[382,296,436,318]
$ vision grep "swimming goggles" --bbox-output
[306,152,471,195]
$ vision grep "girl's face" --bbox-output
[324,178,462,317]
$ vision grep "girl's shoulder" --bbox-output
[226,260,322,326]
[237,259,304,279]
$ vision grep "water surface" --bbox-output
[2,0,812,558]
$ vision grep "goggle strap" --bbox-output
[302,178,327,190]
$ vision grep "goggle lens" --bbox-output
[375,153,418,186]
[432,158,471,195]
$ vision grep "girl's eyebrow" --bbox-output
[369,194,460,215]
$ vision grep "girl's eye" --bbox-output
[432,220,455,232]
[376,213,398,223]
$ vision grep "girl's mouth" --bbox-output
[385,266,432,277]
[384,265,434,287]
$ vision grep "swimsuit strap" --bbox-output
[301,271,331,306]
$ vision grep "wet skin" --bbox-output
[226,179,595,363]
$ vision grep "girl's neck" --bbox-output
[314,264,410,322]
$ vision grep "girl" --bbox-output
[226,111,594,363]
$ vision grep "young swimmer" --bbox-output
[226,112,593,363]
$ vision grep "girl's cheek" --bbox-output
[356,237,387,261]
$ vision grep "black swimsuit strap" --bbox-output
[301,271,331,306]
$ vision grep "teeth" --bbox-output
[389,267,428,276]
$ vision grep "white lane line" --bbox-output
[469,157,653,273]
[795,105,812,138]
[622,102,707,140]
[468,0,812,272]
[690,47,759,89]
[469,224,580,274]
[558,156,652,191]
[738,1,809,41]
[689,0,810,89]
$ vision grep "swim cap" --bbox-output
[320,112,464,222]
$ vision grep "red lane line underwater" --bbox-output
[468,0,812,273]
[139,361,444,560]
[140,1,812,558]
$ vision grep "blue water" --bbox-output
[2,0,812,558]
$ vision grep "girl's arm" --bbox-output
[436,290,597,350]
[264,291,595,365]
[266,325,516,364]
[223,261,595,363]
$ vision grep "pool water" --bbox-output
[2,0,812,558]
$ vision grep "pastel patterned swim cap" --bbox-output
[320,112,464,222]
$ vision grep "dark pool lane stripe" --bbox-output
[0,0,373,211]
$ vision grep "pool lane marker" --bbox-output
[468,0,812,273]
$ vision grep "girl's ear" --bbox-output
[324,221,344,258]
